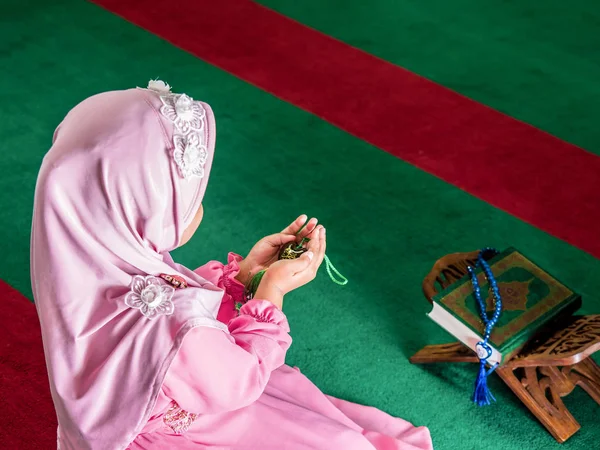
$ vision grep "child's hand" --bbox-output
[236,215,318,285]
[254,226,326,307]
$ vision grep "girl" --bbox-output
[31,81,433,450]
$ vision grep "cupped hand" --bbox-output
[255,225,327,302]
[236,215,318,285]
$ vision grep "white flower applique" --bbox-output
[160,93,205,135]
[147,79,172,94]
[173,132,207,180]
[146,79,208,181]
[125,275,175,319]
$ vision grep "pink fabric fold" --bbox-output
[132,264,432,450]
[196,252,246,306]
[31,85,227,450]
[220,253,247,304]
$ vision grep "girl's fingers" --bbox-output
[319,227,327,261]
[285,251,314,275]
[301,227,323,274]
[311,227,326,270]
[281,215,312,236]
[305,227,321,255]
[266,232,297,247]
[297,218,318,240]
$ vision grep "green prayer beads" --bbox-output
[243,226,347,301]
[279,238,310,260]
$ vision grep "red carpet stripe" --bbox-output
[0,281,55,448]
[94,0,600,258]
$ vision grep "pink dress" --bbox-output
[129,254,432,450]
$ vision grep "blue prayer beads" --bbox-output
[467,247,502,406]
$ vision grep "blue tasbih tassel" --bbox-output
[473,358,498,406]
[468,247,502,407]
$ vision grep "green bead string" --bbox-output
[244,221,348,300]
[324,254,348,286]
[245,268,267,300]
[281,237,311,258]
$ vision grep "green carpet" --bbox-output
[1,1,599,448]
[258,0,600,155]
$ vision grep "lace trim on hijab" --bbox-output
[147,80,208,180]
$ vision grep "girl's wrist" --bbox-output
[254,277,284,310]
[235,258,251,286]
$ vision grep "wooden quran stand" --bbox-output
[409,251,600,443]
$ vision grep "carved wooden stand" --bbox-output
[410,251,600,443]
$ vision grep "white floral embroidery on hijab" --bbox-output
[125,275,175,319]
[147,79,171,94]
[160,94,205,135]
[173,133,207,179]
[146,80,208,181]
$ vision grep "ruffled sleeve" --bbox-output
[218,253,246,303]
[194,253,247,322]
[161,300,291,415]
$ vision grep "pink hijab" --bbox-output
[31,81,227,449]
